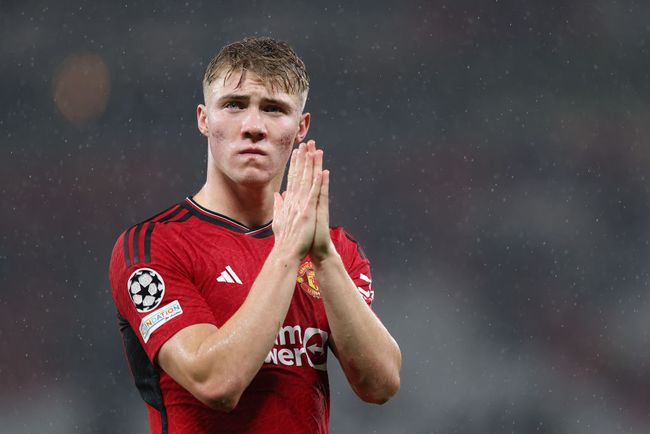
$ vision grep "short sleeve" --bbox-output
[331,227,375,307]
[109,224,217,362]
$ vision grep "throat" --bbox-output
[193,183,274,229]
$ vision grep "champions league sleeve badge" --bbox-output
[127,268,165,312]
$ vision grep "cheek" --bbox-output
[207,129,229,164]
[279,132,296,149]
[207,113,233,144]
[209,128,227,148]
[277,119,301,148]
[277,134,295,163]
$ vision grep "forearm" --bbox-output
[314,251,401,403]
[201,249,299,379]
[159,247,301,409]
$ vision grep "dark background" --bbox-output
[3,1,650,433]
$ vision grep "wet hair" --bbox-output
[203,37,309,108]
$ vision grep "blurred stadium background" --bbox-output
[3,1,650,433]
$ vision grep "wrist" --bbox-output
[267,245,303,270]
[310,241,339,266]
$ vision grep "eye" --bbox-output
[224,101,244,110]
[264,105,284,113]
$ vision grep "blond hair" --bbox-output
[203,37,309,110]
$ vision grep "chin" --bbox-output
[237,178,269,188]
[232,171,275,188]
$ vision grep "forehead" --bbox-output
[206,70,301,106]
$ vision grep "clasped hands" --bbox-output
[272,140,334,263]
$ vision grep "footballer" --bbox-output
[109,37,401,433]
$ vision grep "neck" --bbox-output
[193,172,279,229]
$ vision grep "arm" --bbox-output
[157,143,323,411]
[314,252,401,404]
[311,152,401,404]
[157,251,300,411]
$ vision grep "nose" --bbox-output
[241,107,267,143]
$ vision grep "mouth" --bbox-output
[238,147,267,156]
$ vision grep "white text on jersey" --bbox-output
[264,325,329,371]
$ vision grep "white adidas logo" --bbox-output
[216,265,242,284]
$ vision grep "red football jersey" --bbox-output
[108,197,374,434]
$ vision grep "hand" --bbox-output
[309,143,334,263]
[272,141,323,261]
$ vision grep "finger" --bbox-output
[308,170,323,208]
[273,192,283,218]
[286,148,298,194]
[318,169,330,225]
[307,139,316,153]
[300,150,315,197]
[292,144,306,195]
[313,149,323,177]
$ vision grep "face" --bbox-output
[197,70,310,188]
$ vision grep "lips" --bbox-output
[239,147,267,156]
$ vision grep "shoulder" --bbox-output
[108,201,202,309]
[109,202,195,272]
[329,226,375,303]
[329,226,369,262]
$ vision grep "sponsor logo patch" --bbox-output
[297,261,320,298]
[139,300,183,343]
[264,325,329,371]
[127,268,165,312]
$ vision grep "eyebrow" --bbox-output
[217,94,294,110]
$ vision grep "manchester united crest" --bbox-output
[297,261,320,298]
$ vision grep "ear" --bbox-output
[295,112,311,144]
[197,104,209,137]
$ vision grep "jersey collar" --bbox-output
[182,197,274,238]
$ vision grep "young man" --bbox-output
[109,37,401,434]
